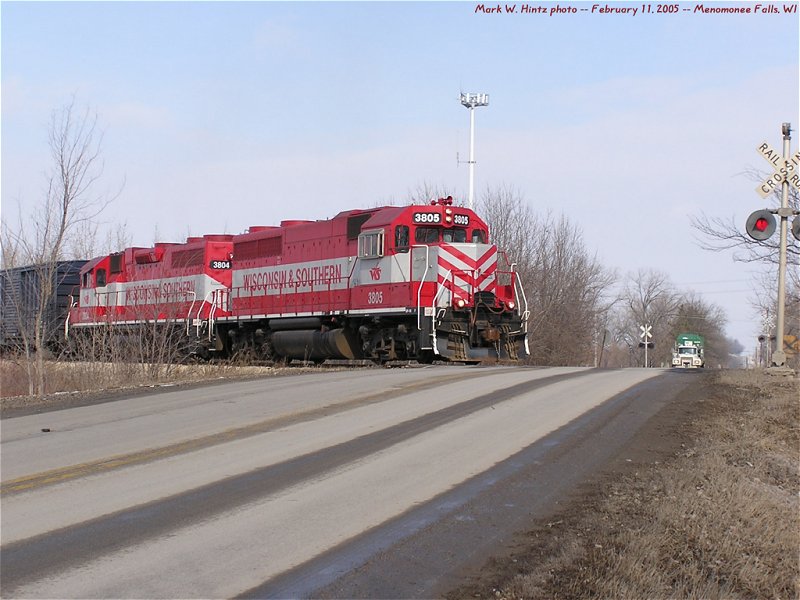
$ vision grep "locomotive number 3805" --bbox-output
[413,212,441,224]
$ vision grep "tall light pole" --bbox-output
[460,92,489,210]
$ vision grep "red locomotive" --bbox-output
[68,198,529,362]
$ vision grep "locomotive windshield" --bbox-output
[414,227,468,244]
[415,227,438,243]
[442,229,467,243]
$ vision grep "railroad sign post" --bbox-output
[754,124,797,369]
[639,324,652,367]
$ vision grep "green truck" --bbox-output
[672,333,705,369]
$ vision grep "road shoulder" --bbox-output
[445,370,799,599]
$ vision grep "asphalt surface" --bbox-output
[0,365,675,599]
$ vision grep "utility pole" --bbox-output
[459,92,489,210]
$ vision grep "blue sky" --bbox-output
[2,1,799,351]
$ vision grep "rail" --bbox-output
[509,264,531,355]
[185,291,199,335]
[515,275,530,323]
[190,290,215,337]
[207,288,230,341]
[347,256,359,311]
[84,288,197,325]
[64,298,77,340]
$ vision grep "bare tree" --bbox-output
[478,186,616,366]
[477,184,538,272]
[612,269,681,367]
[607,270,738,368]
[0,223,22,269]
[747,264,800,368]
[690,170,799,264]
[1,99,113,396]
[692,170,799,366]
[69,220,133,259]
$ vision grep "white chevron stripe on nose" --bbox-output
[436,244,498,304]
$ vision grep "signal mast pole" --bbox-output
[460,92,489,210]
[772,123,791,368]
[748,122,800,371]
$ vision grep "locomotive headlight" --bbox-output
[507,301,515,310]
[455,298,466,309]
[445,215,452,223]
[445,208,453,215]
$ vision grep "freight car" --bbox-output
[68,199,529,362]
[1,260,87,351]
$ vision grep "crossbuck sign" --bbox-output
[756,141,800,198]
[639,324,652,341]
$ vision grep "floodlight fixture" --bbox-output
[460,92,490,108]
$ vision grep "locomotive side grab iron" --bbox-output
[68,198,530,362]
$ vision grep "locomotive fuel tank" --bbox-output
[270,328,357,361]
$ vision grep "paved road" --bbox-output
[1,365,672,598]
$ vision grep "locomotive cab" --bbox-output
[75,253,121,316]
[68,236,234,358]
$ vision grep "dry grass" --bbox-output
[0,358,315,407]
[462,370,799,599]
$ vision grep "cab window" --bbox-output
[471,229,486,243]
[358,230,384,258]
[415,227,439,244]
[96,268,107,287]
[442,228,467,243]
[395,225,409,252]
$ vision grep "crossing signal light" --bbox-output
[745,209,776,241]
[793,217,800,242]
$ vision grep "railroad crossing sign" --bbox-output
[756,141,800,198]
[639,324,652,340]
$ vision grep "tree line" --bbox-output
[472,186,744,368]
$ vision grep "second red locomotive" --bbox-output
[68,198,529,362]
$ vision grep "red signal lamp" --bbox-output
[745,209,776,241]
